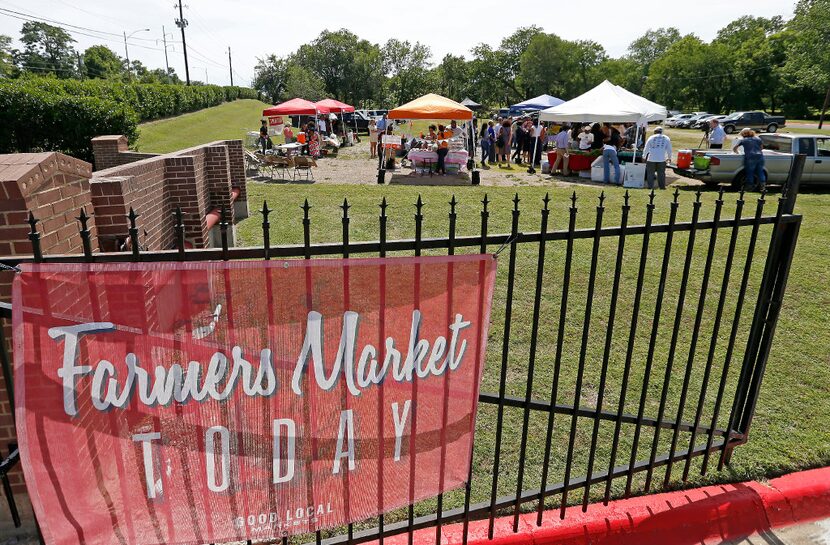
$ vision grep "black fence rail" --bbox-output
[0,158,804,545]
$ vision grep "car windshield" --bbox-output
[724,112,743,121]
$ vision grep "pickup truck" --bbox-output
[721,111,786,134]
[674,133,830,188]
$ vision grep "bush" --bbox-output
[0,81,138,163]
[0,77,257,160]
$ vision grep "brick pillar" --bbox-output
[91,135,128,171]
[223,139,249,219]
[164,155,209,248]
[0,151,97,494]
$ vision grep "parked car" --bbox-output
[342,111,371,134]
[665,113,695,128]
[677,112,711,129]
[366,109,388,120]
[693,114,726,130]
[675,133,830,188]
[721,111,786,134]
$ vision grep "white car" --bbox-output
[665,114,695,128]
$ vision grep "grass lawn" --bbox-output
[135,99,270,153]
[235,182,829,527]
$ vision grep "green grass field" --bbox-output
[135,99,270,153]
[234,183,830,525]
[135,101,830,522]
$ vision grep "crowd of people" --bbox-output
[258,117,344,159]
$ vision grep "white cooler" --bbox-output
[591,157,624,184]
[623,163,646,188]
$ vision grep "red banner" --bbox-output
[13,255,497,545]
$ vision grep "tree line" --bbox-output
[0,21,183,84]
[253,0,830,121]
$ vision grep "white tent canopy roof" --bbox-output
[539,80,668,124]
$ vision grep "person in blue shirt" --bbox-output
[708,119,726,149]
[733,128,766,191]
[376,114,389,132]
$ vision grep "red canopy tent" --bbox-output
[315,98,354,113]
[262,98,330,116]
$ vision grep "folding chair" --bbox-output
[292,156,315,181]
[265,155,292,181]
[245,149,266,176]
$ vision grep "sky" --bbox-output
[0,0,796,88]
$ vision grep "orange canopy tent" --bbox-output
[388,93,473,120]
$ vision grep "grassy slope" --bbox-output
[135,99,270,153]
[236,183,829,522]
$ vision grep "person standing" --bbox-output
[733,128,766,191]
[512,120,526,164]
[283,123,294,144]
[590,123,605,150]
[487,121,496,164]
[642,126,673,190]
[577,125,594,150]
[368,119,378,159]
[551,124,571,176]
[602,141,621,184]
[259,119,271,153]
[376,114,389,132]
[499,120,512,167]
[479,124,491,167]
[708,119,726,149]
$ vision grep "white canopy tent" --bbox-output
[539,80,667,124]
[538,80,668,166]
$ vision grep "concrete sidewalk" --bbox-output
[720,519,830,544]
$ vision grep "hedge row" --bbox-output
[0,77,259,162]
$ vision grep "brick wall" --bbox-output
[90,135,159,171]
[0,151,97,492]
[0,138,248,494]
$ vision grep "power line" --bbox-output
[0,10,168,52]
[0,6,159,42]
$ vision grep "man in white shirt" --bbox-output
[642,126,672,189]
[318,117,327,134]
[708,119,726,149]
[450,120,463,138]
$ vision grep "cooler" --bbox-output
[677,149,693,169]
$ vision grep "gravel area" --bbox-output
[249,139,696,188]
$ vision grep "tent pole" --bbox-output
[632,124,639,164]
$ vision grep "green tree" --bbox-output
[283,64,326,102]
[627,27,682,66]
[382,39,432,105]
[434,54,471,101]
[518,33,573,98]
[0,35,15,77]
[294,29,383,104]
[645,35,734,112]
[469,26,544,105]
[785,0,830,126]
[253,54,289,102]
[16,21,77,77]
[82,45,124,79]
[570,40,608,94]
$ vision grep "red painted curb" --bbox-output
[373,467,830,545]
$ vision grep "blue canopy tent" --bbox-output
[509,94,564,116]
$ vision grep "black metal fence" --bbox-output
[0,159,804,545]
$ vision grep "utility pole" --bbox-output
[123,29,149,81]
[77,51,84,79]
[162,25,170,73]
[123,31,130,79]
[228,46,233,86]
[174,1,190,85]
